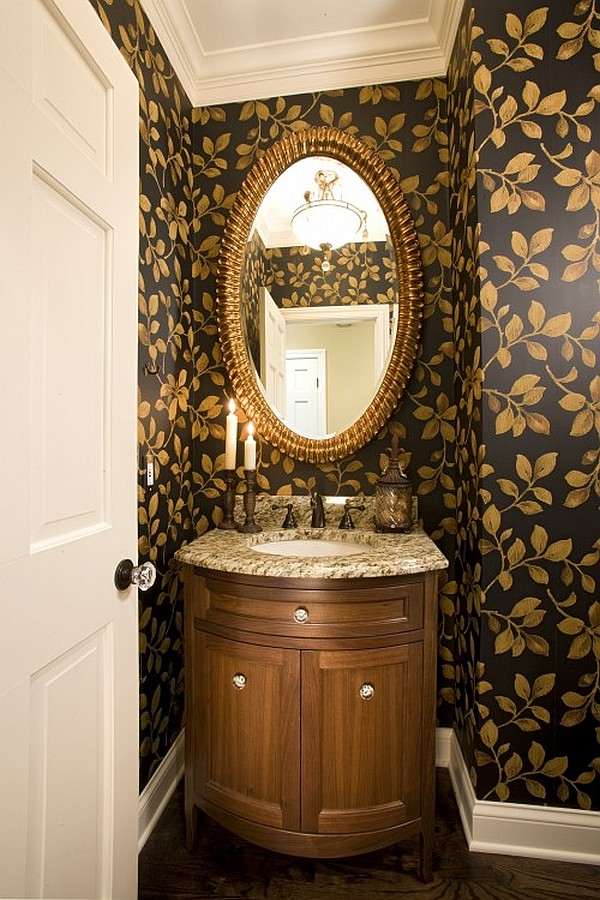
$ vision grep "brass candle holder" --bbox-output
[218,469,237,530]
[238,469,262,533]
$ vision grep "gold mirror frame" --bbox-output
[217,125,424,463]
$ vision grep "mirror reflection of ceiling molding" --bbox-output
[140,0,466,107]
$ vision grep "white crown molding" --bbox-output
[449,731,600,866]
[140,0,465,106]
[140,0,198,103]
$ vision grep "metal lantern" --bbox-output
[374,436,412,533]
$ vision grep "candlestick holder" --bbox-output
[237,469,262,533]
[218,469,238,530]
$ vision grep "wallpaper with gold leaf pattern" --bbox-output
[91,0,598,809]
[90,0,194,788]
[450,0,599,809]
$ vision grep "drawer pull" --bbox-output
[232,673,247,690]
[294,606,309,624]
[359,682,375,700]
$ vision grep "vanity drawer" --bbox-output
[190,570,424,638]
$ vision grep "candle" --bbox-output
[244,422,256,470]
[225,399,237,469]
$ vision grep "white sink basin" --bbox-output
[251,539,365,558]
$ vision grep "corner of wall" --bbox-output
[449,730,600,866]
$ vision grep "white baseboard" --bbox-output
[436,725,453,768]
[448,730,600,866]
[138,728,185,852]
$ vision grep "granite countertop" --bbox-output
[175,495,449,581]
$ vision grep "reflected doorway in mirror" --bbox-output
[285,349,326,438]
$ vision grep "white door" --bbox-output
[0,0,139,897]
[285,350,327,436]
[259,286,286,416]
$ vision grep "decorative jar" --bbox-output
[374,436,412,533]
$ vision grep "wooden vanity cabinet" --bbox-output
[183,566,439,881]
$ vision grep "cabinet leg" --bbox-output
[418,827,433,883]
[185,802,199,852]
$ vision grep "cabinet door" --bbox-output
[195,632,301,831]
[302,644,423,834]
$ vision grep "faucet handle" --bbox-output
[272,502,297,529]
[338,499,366,530]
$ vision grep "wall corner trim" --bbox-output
[449,731,600,866]
[138,728,185,852]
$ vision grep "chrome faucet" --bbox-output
[310,490,326,528]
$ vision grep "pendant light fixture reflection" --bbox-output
[290,169,368,250]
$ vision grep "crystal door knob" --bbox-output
[294,606,309,624]
[359,682,375,700]
[114,559,156,591]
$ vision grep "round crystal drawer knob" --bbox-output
[232,673,246,690]
[359,682,375,700]
[114,559,156,591]
[294,607,309,624]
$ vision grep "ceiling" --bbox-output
[140,0,465,107]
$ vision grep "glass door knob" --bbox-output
[114,559,156,591]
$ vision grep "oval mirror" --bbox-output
[217,126,424,463]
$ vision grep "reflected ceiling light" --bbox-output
[290,169,367,251]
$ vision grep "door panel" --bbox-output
[31,172,110,550]
[302,644,423,834]
[26,629,113,898]
[32,2,110,172]
[0,0,138,896]
[259,286,286,415]
[285,350,326,436]
[196,633,301,831]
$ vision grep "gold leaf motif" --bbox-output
[525,778,546,798]
[514,673,531,700]
[562,259,590,281]
[520,189,546,210]
[567,182,590,210]
[568,633,592,659]
[524,8,548,36]
[528,740,545,768]
[505,152,536,174]
[481,719,498,748]
[505,752,523,778]
[505,13,523,40]
[571,409,595,435]
[559,392,587,411]
[545,539,573,561]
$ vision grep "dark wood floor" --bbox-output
[138,771,599,899]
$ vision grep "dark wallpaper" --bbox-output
[450,1,600,808]
[90,0,599,809]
